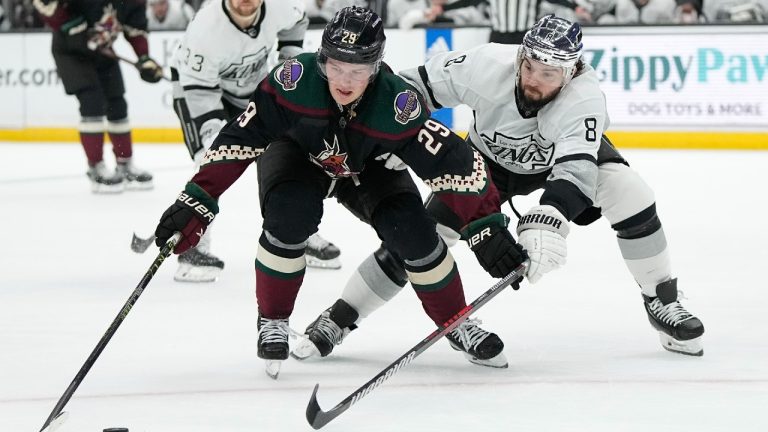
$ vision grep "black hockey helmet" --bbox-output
[317,6,386,81]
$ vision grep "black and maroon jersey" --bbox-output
[190,52,501,226]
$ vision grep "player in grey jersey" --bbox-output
[295,14,704,361]
[170,0,341,282]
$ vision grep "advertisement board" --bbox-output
[0,26,765,147]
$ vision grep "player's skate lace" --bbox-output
[449,318,491,352]
[647,297,694,327]
[258,317,302,342]
[311,311,345,346]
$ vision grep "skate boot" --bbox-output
[174,247,225,282]
[446,318,508,368]
[291,299,359,360]
[257,314,290,379]
[86,161,124,194]
[643,278,704,356]
[305,233,342,269]
[116,158,153,190]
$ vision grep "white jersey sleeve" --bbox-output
[399,44,512,112]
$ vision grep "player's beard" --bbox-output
[516,80,561,114]
[228,0,260,18]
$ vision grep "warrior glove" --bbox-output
[155,183,219,254]
[138,55,164,83]
[516,205,569,284]
[461,213,528,283]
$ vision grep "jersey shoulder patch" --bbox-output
[357,72,429,137]
[265,53,329,112]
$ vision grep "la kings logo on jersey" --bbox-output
[480,131,554,170]
[221,49,268,88]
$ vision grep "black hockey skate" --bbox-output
[116,158,153,190]
[174,247,225,283]
[446,319,508,368]
[643,278,704,356]
[305,233,342,269]
[257,314,290,379]
[86,161,124,194]
[291,299,358,360]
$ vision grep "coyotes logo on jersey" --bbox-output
[480,131,555,170]
[310,135,358,178]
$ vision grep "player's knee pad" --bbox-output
[342,246,407,320]
[373,193,439,260]
[105,96,128,121]
[595,163,655,225]
[262,183,322,245]
[76,88,106,118]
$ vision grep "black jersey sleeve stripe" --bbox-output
[417,65,443,110]
[183,84,221,91]
[277,40,304,50]
[554,153,598,166]
[540,178,594,222]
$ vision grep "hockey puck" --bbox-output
[103,428,128,432]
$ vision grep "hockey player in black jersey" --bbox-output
[152,6,527,378]
[34,0,164,193]
[297,14,704,363]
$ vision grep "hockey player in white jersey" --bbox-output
[170,0,342,282]
[294,14,704,361]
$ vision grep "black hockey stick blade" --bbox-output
[305,262,528,429]
[39,233,181,432]
[130,232,156,254]
[39,411,68,432]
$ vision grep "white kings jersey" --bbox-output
[400,43,609,216]
[173,0,308,118]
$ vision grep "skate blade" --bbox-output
[290,337,321,360]
[463,351,509,368]
[659,332,703,356]
[305,256,342,269]
[90,182,124,194]
[174,264,222,283]
[265,360,283,379]
[125,179,154,191]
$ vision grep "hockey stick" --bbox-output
[98,47,171,82]
[39,232,181,432]
[131,232,156,254]
[306,262,528,429]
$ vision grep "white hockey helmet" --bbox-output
[518,15,584,85]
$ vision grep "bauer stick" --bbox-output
[306,261,529,429]
[39,233,181,432]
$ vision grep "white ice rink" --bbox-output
[2,143,767,432]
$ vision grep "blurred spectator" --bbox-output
[147,0,196,30]
[538,0,617,24]
[13,0,45,29]
[305,0,389,24]
[705,0,767,22]
[391,0,489,29]
[0,2,10,31]
[673,0,705,23]
[611,0,676,23]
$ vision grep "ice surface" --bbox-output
[2,143,767,432]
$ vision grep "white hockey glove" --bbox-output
[374,153,407,170]
[516,205,570,284]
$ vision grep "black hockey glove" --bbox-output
[461,213,528,284]
[137,55,164,83]
[155,183,218,254]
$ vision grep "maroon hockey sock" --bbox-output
[108,131,133,161]
[255,260,305,319]
[80,132,105,166]
[413,271,467,326]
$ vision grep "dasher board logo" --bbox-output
[480,131,555,170]
[274,59,303,91]
[393,90,421,124]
